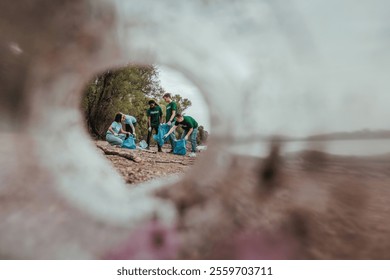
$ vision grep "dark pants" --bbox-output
[147,125,162,150]
[125,123,136,134]
[167,124,176,150]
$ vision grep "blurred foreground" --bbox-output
[2,0,390,259]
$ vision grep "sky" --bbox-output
[118,1,390,138]
[157,65,211,131]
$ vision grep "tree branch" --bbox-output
[97,144,142,163]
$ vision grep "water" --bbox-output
[233,139,390,157]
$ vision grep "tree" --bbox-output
[197,126,209,144]
[82,65,161,139]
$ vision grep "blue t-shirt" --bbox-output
[124,115,137,125]
[107,121,122,135]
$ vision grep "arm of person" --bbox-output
[108,126,117,136]
[167,103,177,125]
[148,116,152,131]
[168,110,176,124]
[164,125,177,137]
[120,127,130,135]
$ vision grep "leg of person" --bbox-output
[168,125,176,153]
[106,134,123,146]
[169,135,175,152]
[118,133,127,142]
[125,124,133,134]
[191,128,198,152]
[146,127,152,149]
[189,128,198,156]
[153,126,162,152]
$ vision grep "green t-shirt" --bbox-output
[176,116,198,130]
[147,106,163,126]
[165,101,177,122]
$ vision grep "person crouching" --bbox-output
[106,113,131,146]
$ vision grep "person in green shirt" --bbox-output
[146,100,163,152]
[164,113,199,157]
[163,93,177,152]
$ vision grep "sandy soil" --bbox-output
[95,140,197,185]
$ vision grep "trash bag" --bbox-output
[122,135,136,149]
[139,140,148,149]
[173,139,187,155]
[153,124,171,147]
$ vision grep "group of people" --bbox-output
[105,93,199,157]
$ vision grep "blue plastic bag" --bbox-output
[121,135,136,149]
[153,124,171,146]
[173,139,187,155]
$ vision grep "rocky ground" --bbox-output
[95,140,198,185]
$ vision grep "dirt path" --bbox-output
[95,141,197,185]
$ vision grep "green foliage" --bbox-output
[82,65,162,139]
[197,126,209,144]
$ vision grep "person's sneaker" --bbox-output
[158,148,162,152]
[167,150,173,153]
[189,152,197,158]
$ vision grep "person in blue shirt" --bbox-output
[106,113,131,146]
[120,113,137,136]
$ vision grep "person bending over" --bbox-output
[120,113,137,136]
[164,113,198,157]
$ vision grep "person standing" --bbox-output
[164,113,199,157]
[162,93,177,152]
[146,100,163,152]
